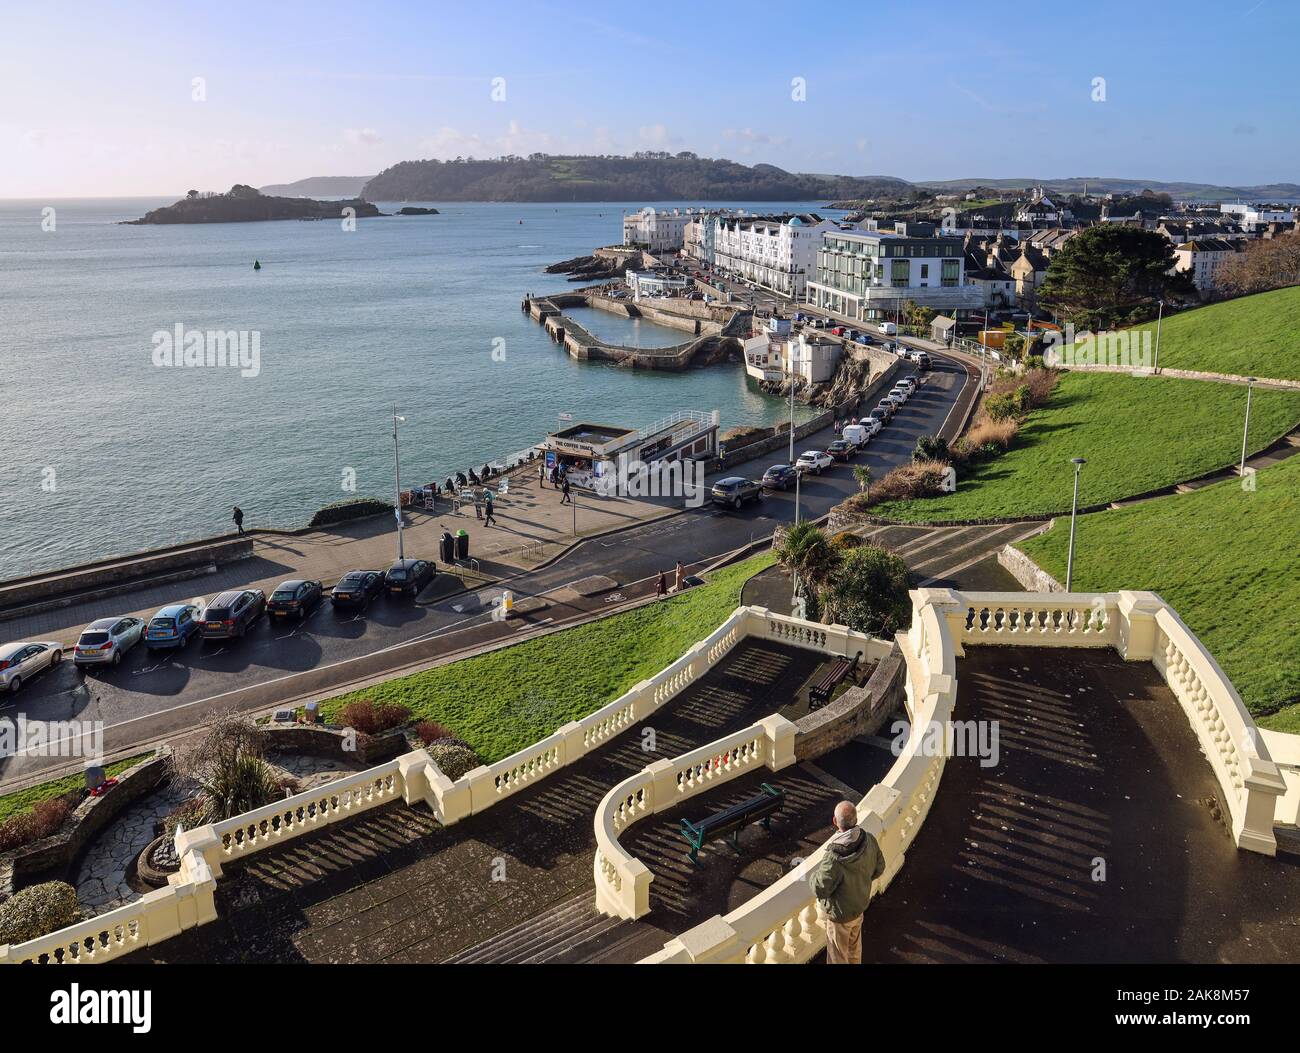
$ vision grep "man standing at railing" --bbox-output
[809,801,885,964]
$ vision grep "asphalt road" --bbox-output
[0,353,972,789]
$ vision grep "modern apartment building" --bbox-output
[1219,202,1295,232]
[806,230,983,319]
[1172,238,1245,292]
[712,213,836,298]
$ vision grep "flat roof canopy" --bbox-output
[549,423,633,444]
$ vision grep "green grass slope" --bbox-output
[320,554,775,763]
[1018,455,1300,729]
[872,372,1300,522]
[1120,287,1300,381]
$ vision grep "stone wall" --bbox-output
[262,724,413,766]
[0,749,170,897]
[997,541,1064,592]
[793,644,906,762]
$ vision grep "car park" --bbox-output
[761,464,800,491]
[711,477,764,510]
[796,450,834,475]
[385,559,435,597]
[332,570,384,608]
[73,617,145,668]
[201,589,266,640]
[145,603,204,650]
[268,580,324,620]
[0,641,64,696]
[826,439,855,461]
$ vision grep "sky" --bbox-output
[2,0,1297,198]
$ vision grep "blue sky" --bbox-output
[3,0,1296,196]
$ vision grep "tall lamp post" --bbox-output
[1065,457,1087,592]
[392,409,406,561]
[1153,300,1164,373]
[1240,377,1257,477]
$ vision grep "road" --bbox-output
[0,353,974,790]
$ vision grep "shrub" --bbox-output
[414,720,452,746]
[0,813,37,852]
[966,417,1019,452]
[829,531,864,551]
[1019,366,1059,408]
[0,881,81,945]
[308,497,391,529]
[171,713,280,822]
[913,434,949,462]
[0,796,73,852]
[427,742,481,780]
[825,544,913,636]
[984,386,1030,422]
[163,797,211,840]
[948,436,978,464]
[339,699,412,736]
[865,459,952,505]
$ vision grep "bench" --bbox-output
[679,783,784,865]
[809,653,860,710]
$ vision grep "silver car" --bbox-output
[0,641,64,696]
[73,616,146,668]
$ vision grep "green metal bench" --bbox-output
[680,783,784,865]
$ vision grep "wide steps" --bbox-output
[443,894,627,964]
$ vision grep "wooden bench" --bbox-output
[679,783,784,865]
[809,653,860,710]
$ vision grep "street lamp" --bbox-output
[1153,300,1164,373]
[1240,377,1257,478]
[1065,457,1087,592]
[392,409,406,561]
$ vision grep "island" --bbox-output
[394,206,439,215]
[125,185,386,224]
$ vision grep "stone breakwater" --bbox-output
[522,291,749,371]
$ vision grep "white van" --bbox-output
[879,322,897,336]
[842,423,869,448]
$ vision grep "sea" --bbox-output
[0,198,836,580]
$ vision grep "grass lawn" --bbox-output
[1018,455,1300,730]
[0,753,153,825]
[319,553,775,764]
[1114,287,1300,381]
[871,371,1300,522]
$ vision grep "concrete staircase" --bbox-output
[442,894,629,964]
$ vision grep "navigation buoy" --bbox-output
[253,260,261,271]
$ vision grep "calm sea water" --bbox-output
[0,198,830,579]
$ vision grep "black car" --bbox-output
[711,476,764,510]
[331,570,383,609]
[267,579,323,620]
[200,589,266,640]
[868,407,890,427]
[826,439,855,462]
[385,559,435,597]
[761,464,799,491]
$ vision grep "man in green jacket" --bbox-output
[808,801,885,964]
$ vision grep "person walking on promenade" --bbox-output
[560,478,572,505]
[483,488,497,527]
[674,560,685,593]
[655,571,668,597]
[808,801,885,965]
[473,487,483,519]
[539,462,546,488]
[232,506,245,535]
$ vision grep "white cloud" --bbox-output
[343,127,384,146]
[723,127,789,147]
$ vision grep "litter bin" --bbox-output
[440,531,455,563]
[455,529,469,560]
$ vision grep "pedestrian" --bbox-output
[808,801,885,965]
[539,462,546,488]
[674,560,685,593]
[483,489,497,527]
[655,570,667,597]
[232,506,245,535]
[560,478,571,505]
[550,465,558,486]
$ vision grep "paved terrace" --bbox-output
[125,637,853,964]
[852,645,1300,964]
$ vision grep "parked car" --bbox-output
[826,439,856,461]
[145,603,204,650]
[74,617,145,668]
[915,352,933,371]
[841,424,869,448]
[796,450,834,475]
[0,641,64,696]
[267,579,324,620]
[761,464,800,491]
[875,400,897,421]
[889,385,911,403]
[857,417,883,436]
[855,333,874,345]
[385,559,435,597]
[332,570,384,608]
[831,326,845,336]
[201,589,266,640]
[710,477,764,510]
[868,408,890,428]
[883,392,907,410]
[896,377,918,395]
[879,322,897,336]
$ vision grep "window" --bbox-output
[920,264,929,279]
[891,259,910,288]
[941,259,960,287]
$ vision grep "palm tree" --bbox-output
[773,521,840,618]
[853,464,872,497]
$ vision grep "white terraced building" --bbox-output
[806,229,985,321]
[712,214,837,298]
[622,207,699,253]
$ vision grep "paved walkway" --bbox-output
[856,646,1300,963]
[124,637,835,964]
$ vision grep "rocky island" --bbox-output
[395,206,439,216]
[125,184,386,224]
